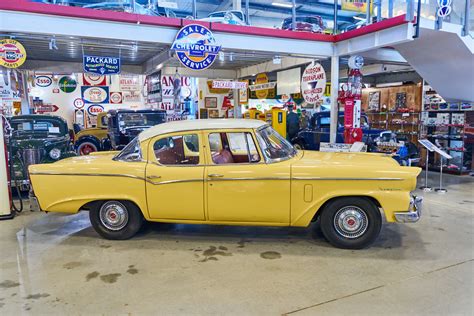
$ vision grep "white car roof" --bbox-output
[139,119,267,141]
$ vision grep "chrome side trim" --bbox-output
[30,171,203,186]
[149,179,203,185]
[208,177,290,181]
[30,171,146,181]
[292,177,404,181]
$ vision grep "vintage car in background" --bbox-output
[7,115,76,190]
[107,109,167,150]
[281,16,325,33]
[29,119,422,249]
[199,10,247,25]
[74,112,110,155]
[292,112,395,151]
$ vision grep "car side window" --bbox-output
[153,134,200,165]
[209,132,260,164]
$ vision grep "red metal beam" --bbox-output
[0,0,410,44]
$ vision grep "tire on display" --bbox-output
[89,200,144,240]
[319,197,382,249]
[76,139,99,155]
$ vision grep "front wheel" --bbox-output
[76,139,99,155]
[89,200,144,240]
[320,197,382,249]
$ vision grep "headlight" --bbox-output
[49,148,61,160]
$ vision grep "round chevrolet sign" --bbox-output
[170,24,221,70]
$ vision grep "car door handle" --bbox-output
[208,174,224,178]
[147,175,161,179]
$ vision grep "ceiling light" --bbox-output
[49,37,58,50]
[271,2,294,8]
[219,52,225,62]
[156,64,163,70]
[273,56,281,64]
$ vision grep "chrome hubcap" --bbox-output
[334,206,368,239]
[99,201,129,231]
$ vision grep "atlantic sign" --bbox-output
[83,55,121,75]
[170,24,221,71]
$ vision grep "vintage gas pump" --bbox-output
[339,56,364,144]
[0,115,14,219]
[265,107,287,138]
[244,108,262,120]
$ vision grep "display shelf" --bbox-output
[421,110,473,175]
[366,111,421,144]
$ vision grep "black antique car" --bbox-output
[7,115,76,189]
[107,109,167,150]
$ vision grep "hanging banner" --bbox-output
[170,24,221,71]
[212,80,248,90]
[82,86,109,104]
[254,73,269,99]
[0,39,27,69]
[119,75,140,91]
[301,62,326,104]
[83,55,121,75]
[341,0,373,13]
[239,80,249,104]
[83,74,107,86]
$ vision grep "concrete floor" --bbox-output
[0,172,473,315]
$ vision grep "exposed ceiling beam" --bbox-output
[237,56,316,78]
[142,49,172,75]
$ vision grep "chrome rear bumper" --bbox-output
[394,196,422,223]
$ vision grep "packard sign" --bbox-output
[170,24,221,70]
[301,62,326,104]
[81,86,109,104]
[87,104,104,116]
[83,55,120,75]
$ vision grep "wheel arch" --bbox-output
[75,135,101,148]
[311,195,383,222]
[79,198,149,219]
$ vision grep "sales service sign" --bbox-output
[170,24,221,70]
[301,62,326,104]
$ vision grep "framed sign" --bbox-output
[208,109,219,118]
[82,86,109,104]
[83,55,120,75]
[368,91,380,112]
[205,97,218,108]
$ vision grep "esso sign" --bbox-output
[87,104,104,116]
[35,76,52,87]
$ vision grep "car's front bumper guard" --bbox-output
[394,196,422,223]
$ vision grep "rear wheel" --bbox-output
[76,139,99,155]
[319,197,382,249]
[89,200,144,240]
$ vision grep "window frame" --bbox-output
[205,129,263,165]
[148,131,204,167]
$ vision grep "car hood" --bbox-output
[292,150,420,184]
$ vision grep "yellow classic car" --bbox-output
[29,119,422,249]
[74,112,109,155]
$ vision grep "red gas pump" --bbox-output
[339,56,364,144]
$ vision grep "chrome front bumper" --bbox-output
[394,196,422,223]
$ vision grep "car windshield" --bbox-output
[113,137,142,162]
[118,112,166,128]
[10,119,66,138]
[256,126,297,163]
